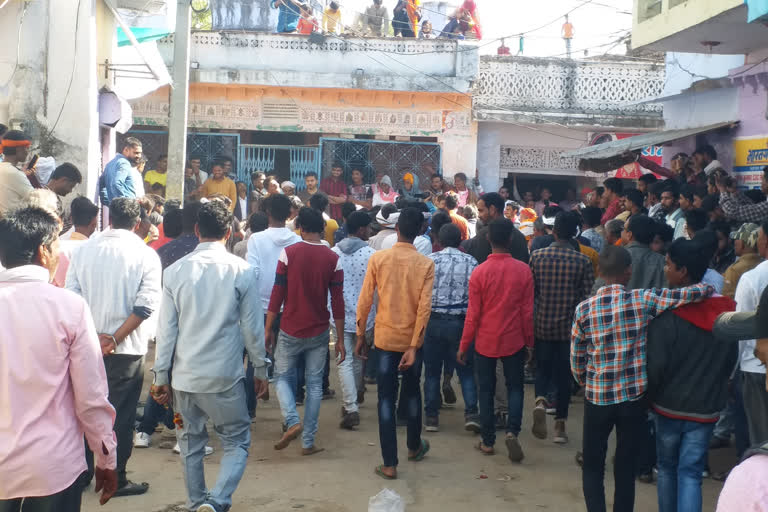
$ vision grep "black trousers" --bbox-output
[582,398,646,512]
[0,478,82,512]
[85,354,144,487]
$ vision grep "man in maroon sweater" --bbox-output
[458,218,534,463]
[267,207,346,455]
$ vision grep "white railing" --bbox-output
[475,56,665,115]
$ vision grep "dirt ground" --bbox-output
[82,345,733,512]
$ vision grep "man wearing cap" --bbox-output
[281,181,297,196]
[723,223,763,299]
[0,130,33,216]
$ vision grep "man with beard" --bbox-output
[99,137,144,206]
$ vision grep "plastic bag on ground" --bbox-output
[368,488,405,512]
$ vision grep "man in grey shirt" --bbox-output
[152,201,268,512]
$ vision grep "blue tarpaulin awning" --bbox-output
[117,27,170,47]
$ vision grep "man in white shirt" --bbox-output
[152,201,267,512]
[66,197,162,497]
[0,130,33,216]
[734,221,768,445]
[693,144,725,176]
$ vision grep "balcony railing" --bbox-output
[157,31,479,93]
[474,56,665,117]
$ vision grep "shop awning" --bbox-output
[561,121,738,173]
[562,121,738,161]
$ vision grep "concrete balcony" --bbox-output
[632,0,768,54]
[473,56,666,129]
[157,31,479,93]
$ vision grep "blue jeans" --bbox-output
[655,415,714,512]
[274,330,328,449]
[423,313,477,418]
[475,349,525,446]
[534,339,571,420]
[138,388,175,434]
[377,348,423,467]
[174,384,251,512]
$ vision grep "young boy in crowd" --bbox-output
[571,245,713,512]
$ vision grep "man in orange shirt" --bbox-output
[356,207,435,480]
[445,193,469,241]
[199,160,237,211]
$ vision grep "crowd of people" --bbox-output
[272,0,481,40]
[2,131,768,512]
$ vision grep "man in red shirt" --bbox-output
[267,207,346,455]
[320,163,348,222]
[600,178,624,225]
[458,218,534,463]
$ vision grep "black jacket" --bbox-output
[461,223,529,265]
[647,309,738,422]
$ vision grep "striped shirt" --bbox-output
[571,283,713,406]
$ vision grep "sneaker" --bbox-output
[553,419,568,444]
[442,379,457,406]
[505,433,524,463]
[133,431,151,448]
[638,472,654,484]
[464,415,482,434]
[174,443,214,456]
[322,388,336,400]
[532,399,547,439]
[495,412,508,431]
[340,411,360,430]
[425,416,439,432]
[545,401,557,415]
[197,504,218,512]
[357,389,365,405]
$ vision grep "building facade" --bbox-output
[473,55,666,196]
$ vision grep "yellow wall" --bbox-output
[632,0,743,49]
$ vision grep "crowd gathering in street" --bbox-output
[4,130,768,512]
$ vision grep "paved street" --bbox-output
[82,345,730,512]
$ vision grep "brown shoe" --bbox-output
[553,419,568,444]
[301,445,325,456]
[274,423,302,450]
[532,398,547,440]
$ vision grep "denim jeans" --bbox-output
[582,399,645,512]
[274,329,329,449]
[138,388,175,434]
[295,344,331,400]
[338,330,369,413]
[423,313,477,418]
[377,348,423,467]
[475,349,525,447]
[174,384,251,512]
[655,415,715,512]
[534,339,571,420]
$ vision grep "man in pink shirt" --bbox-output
[0,207,117,510]
[458,218,534,463]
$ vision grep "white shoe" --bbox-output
[134,431,151,448]
[174,443,214,456]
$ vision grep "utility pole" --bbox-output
[166,0,192,203]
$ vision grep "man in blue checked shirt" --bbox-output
[570,245,713,512]
[423,223,478,433]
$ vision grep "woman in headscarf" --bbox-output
[372,175,399,207]
[398,172,421,200]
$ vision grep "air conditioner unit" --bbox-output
[116,0,168,15]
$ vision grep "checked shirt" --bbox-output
[571,283,713,406]
[530,241,595,341]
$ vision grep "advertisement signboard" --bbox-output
[733,135,768,189]
[589,132,663,179]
